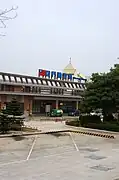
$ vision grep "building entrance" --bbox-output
[32,100,56,115]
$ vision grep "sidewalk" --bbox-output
[24,120,69,132]
[27,116,78,121]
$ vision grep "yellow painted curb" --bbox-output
[71,130,115,139]
[40,130,70,134]
[0,129,115,139]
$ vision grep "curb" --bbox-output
[40,129,70,134]
[0,130,70,138]
[65,124,118,135]
[0,131,41,138]
[0,129,115,139]
[71,130,115,139]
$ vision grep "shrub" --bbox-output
[79,115,101,126]
[85,122,119,132]
[10,117,24,131]
[65,120,80,127]
[103,114,118,124]
[0,114,11,133]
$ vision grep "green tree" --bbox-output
[0,98,24,133]
[5,98,22,116]
[81,64,119,116]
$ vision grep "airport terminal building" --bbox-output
[0,61,86,115]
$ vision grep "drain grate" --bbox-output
[91,165,114,171]
[79,147,99,152]
[85,154,106,160]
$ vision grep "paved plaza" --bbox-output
[0,132,119,180]
[24,119,69,132]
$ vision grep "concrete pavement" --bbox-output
[24,119,69,132]
[0,133,119,179]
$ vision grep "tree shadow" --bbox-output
[49,132,69,137]
[12,135,25,141]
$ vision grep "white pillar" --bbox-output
[76,101,79,110]
[56,100,59,109]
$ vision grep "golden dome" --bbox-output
[63,58,77,75]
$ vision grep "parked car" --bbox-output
[68,109,80,116]
[48,109,63,117]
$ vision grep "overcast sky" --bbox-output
[0,0,119,77]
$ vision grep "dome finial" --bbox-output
[69,57,71,64]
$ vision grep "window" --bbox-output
[76,84,80,88]
[72,83,76,88]
[42,80,47,85]
[60,89,64,94]
[22,77,26,83]
[4,75,9,81]
[56,81,61,87]
[32,87,38,93]
[33,79,38,84]
[80,84,83,89]
[68,83,73,88]
[16,77,22,82]
[37,87,41,93]
[37,79,41,84]
[0,84,4,91]
[10,76,15,82]
[64,82,69,88]
[52,81,56,86]
[24,86,30,92]
[27,78,32,83]
[0,75,3,81]
[82,84,85,89]
[47,81,52,86]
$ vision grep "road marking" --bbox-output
[0,159,26,167]
[0,149,75,167]
[26,135,37,160]
[69,132,79,152]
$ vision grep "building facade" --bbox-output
[0,70,86,115]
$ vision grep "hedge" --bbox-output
[79,115,101,126]
[0,114,24,133]
[66,115,101,127]
[66,115,119,132]
[65,120,80,127]
[85,123,119,132]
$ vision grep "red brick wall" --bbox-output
[24,96,32,114]
[14,86,23,92]
[0,95,7,110]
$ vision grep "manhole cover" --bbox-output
[91,165,114,171]
[85,155,106,160]
[79,147,99,152]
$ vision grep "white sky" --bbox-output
[0,0,119,76]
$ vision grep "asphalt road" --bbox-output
[0,133,119,180]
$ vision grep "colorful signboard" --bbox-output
[38,69,86,81]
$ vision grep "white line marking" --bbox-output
[0,159,26,167]
[0,149,75,167]
[26,135,37,160]
[69,132,79,152]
